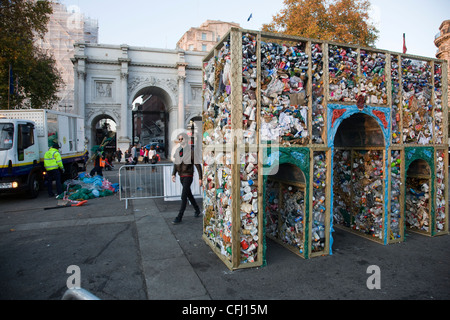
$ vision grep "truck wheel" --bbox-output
[69,163,79,180]
[28,173,40,199]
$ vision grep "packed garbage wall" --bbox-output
[202,27,449,270]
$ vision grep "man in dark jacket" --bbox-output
[171,133,202,224]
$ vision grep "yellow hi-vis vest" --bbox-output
[44,147,63,171]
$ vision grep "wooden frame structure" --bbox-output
[202,27,449,270]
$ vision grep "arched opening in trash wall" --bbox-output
[265,163,308,257]
[405,159,432,235]
[332,113,386,241]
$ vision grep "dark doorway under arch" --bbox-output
[334,113,384,148]
[266,163,308,257]
[132,92,168,158]
[405,159,432,234]
[332,112,386,241]
[91,115,117,157]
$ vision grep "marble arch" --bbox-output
[128,80,176,109]
[85,106,120,139]
[71,43,204,155]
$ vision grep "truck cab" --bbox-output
[0,110,87,199]
[0,119,42,198]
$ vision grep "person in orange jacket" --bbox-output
[90,150,104,177]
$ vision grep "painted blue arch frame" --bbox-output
[327,104,392,245]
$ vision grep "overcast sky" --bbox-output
[60,0,450,58]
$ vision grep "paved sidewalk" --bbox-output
[130,195,450,300]
[131,198,209,299]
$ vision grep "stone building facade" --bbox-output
[435,19,450,109]
[176,20,239,52]
[71,43,204,156]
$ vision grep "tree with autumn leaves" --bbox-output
[262,0,379,47]
[0,0,62,109]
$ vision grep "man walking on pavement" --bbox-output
[44,142,64,197]
[171,132,202,224]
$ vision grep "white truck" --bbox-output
[0,109,87,198]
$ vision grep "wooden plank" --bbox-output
[397,54,404,145]
[308,150,314,258]
[324,149,331,255]
[399,148,406,241]
[334,224,384,244]
[307,40,313,145]
[387,148,393,243]
[323,42,329,147]
[385,53,393,146]
[230,28,242,269]
[445,145,449,234]
[382,147,387,244]
[256,32,264,267]
[266,234,305,259]
[431,61,436,145]
[202,234,233,270]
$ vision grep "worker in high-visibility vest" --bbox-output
[44,143,65,198]
[90,150,104,177]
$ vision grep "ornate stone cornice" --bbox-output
[435,33,450,48]
[73,55,88,60]
[85,59,120,65]
[130,62,176,68]
[85,106,121,125]
[74,59,201,70]
[128,76,178,93]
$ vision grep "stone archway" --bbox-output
[84,108,120,156]
[129,84,176,159]
[88,113,118,160]
[72,43,204,161]
[127,77,177,157]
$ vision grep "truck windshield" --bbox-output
[0,123,14,150]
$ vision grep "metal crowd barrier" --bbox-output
[118,163,201,209]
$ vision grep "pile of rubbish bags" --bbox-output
[60,172,119,200]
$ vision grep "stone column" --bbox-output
[177,74,186,130]
[177,51,188,130]
[118,45,131,151]
[119,70,129,140]
[75,66,86,119]
[168,105,179,161]
[77,69,86,120]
